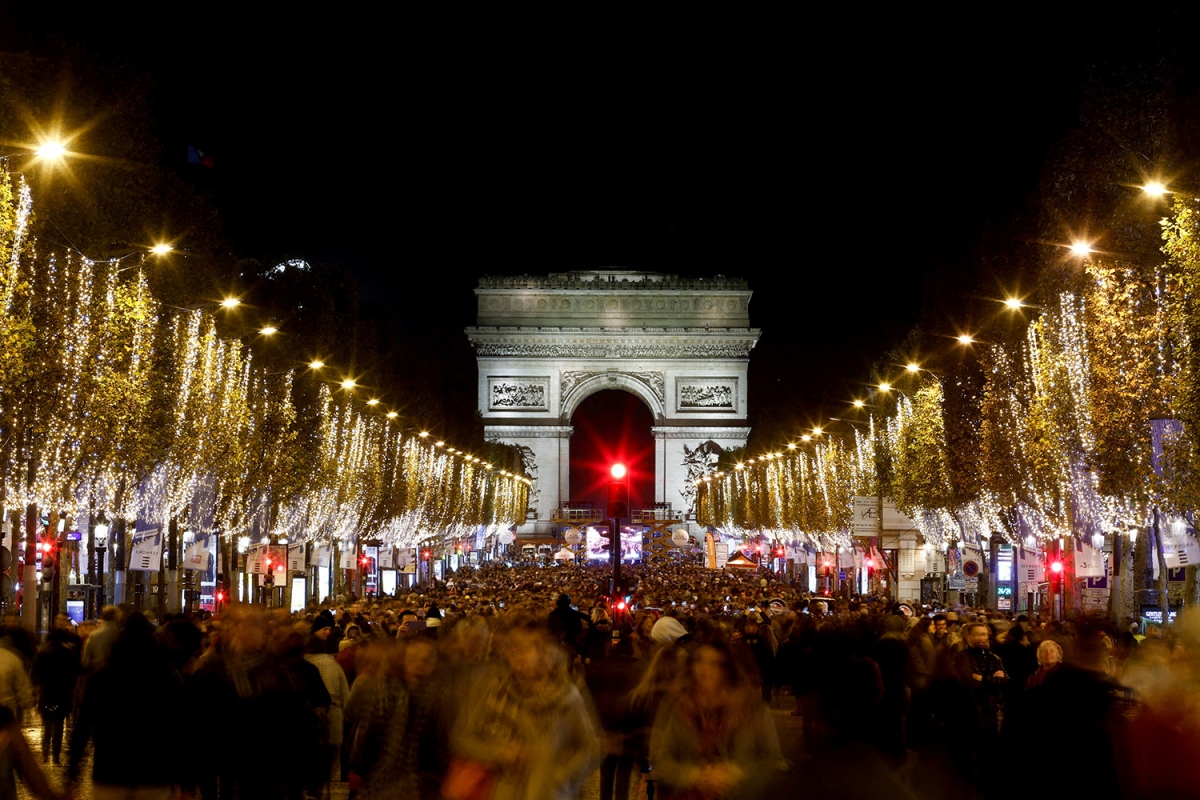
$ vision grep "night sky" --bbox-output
[2,9,1186,446]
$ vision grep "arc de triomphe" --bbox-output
[466,270,760,536]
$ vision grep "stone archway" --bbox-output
[467,270,759,535]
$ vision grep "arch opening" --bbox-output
[569,390,655,515]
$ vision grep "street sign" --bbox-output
[963,560,980,577]
[963,577,979,592]
[852,497,916,535]
[852,497,878,535]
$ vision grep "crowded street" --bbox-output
[0,560,1191,799]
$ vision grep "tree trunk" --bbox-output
[112,518,127,606]
[1155,510,1171,628]
[167,517,179,614]
[21,503,37,633]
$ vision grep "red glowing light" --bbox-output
[1050,561,1064,574]
[610,462,627,480]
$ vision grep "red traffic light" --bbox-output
[610,463,627,480]
[1050,561,1064,574]
[617,600,626,611]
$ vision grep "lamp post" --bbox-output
[93,520,109,614]
[608,463,629,593]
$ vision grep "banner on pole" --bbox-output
[378,546,394,568]
[182,532,212,572]
[129,528,163,572]
[1074,538,1105,578]
[287,542,306,572]
[246,545,266,574]
[1162,518,1200,568]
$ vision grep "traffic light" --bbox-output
[607,463,629,518]
[1050,560,1064,574]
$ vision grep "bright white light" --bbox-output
[1069,241,1094,257]
[35,140,67,160]
[1143,182,1168,197]
[341,379,357,390]
[259,326,278,336]
[1004,297,1024,309]
[309,360,325,369]
[220,297,241,309]
[610,463,627,479]
[958,334,975,345]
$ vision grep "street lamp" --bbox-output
[94,518,109,613]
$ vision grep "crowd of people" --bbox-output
[0,560,1194,799]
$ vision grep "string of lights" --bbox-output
[0,168,530,549]
[698,192,1200,554]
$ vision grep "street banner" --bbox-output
[129,527,163,572]
[339,546,357,569]
[715,542,729,568]
[946,548,965,590]
[182,532,212,572]
[378,546,394,568]
[246,545,266,574]
[1017,546,1045,584]
[287,542,306,571]
[1075,538,1105,578]
[317,544,331,568]
[397,548,415,569]
[838,548,854,569]
[1162,518,1200,568]
[706,532,717,569]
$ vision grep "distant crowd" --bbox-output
[0,561,1193,799]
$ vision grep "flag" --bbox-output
[187,145,214,167]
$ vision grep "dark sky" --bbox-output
[2,8,1159,439]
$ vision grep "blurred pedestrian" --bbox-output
[450,615,602,800]
[650,640,782,799]
[30,629,80,765]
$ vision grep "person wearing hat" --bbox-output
[309,611,337,654]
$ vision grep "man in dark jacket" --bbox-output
[952,622,1008,744]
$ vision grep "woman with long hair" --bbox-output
[650,640,781,799]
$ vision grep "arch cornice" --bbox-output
[560,372,666,421]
